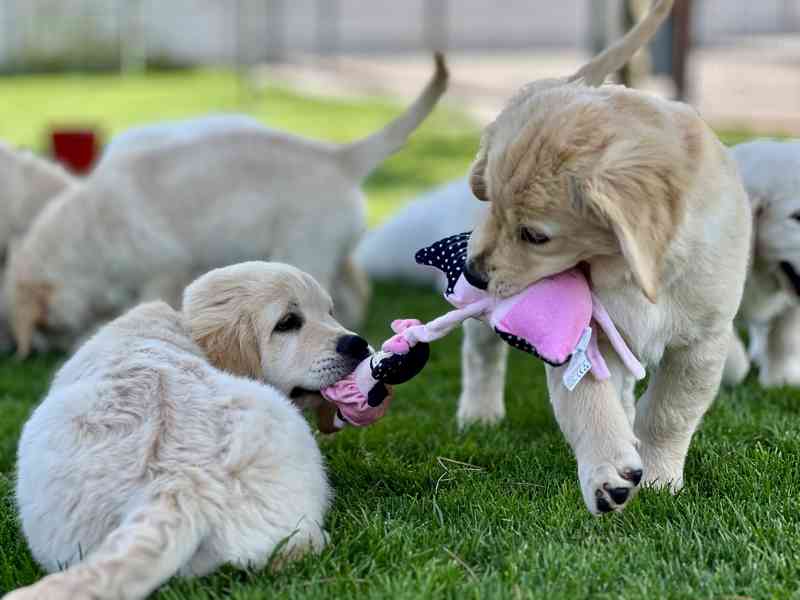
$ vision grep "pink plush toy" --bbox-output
[321,232,645,430]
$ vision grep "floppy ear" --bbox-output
[183,286,262,379]
[469,136,490,202]
[574,167,686,304]
[12,281,52,359]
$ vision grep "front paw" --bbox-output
[578,446,643,515]
[639,445,684,493]
[759,360,800,388]
[457,389,505,428]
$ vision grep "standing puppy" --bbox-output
[3,262,368,600]
[461,0,751,514]
[723,140,800,387]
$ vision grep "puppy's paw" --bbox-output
[639,446,684,493]
[759,361,800,388]
[578,446,643,515]
[457,391,505,428]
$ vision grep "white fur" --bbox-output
[5,263,340,600]
[723,139,800,387]
[5,55,447,356]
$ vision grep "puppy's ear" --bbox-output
[469,135,491,202]
[576,166,686,304]
[12,281,52,359]
[183,283,262,379]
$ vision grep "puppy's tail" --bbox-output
[336,53,448,180]
[3,496,207,600]
[568,0,674,87]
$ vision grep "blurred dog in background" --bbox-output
[724,140,800,388]
[6,54,448,357]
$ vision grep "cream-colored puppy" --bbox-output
[6,55,448,357]
[0,143,76,351]
[4,261,372,600]
[723,140,800,387]
[460,0,751,515]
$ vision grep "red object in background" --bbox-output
[50,128,99,174]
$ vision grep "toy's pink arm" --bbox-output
[591,293,646,380]
[382,299,492,353]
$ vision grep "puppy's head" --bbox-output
[732,142,800,297]
[182,261,369,398]
[5,240,86,358]
[466,89,693,302]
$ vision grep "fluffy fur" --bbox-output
[461,0,752,515]
[722,140,800,387]
[0,143,76,351]
[4,261,369,600]
[354,177,487,288]
[6,55,448,358]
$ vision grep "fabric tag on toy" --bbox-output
[562,327,593,391]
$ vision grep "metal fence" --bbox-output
[1,0,798,74]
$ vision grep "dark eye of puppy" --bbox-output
[274,312,303,333]
[791,211,800,222]
[520,226,550,245]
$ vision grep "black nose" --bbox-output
[464,258,489,290]
[336,335,370,361]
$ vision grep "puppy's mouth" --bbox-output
[290,387,319,399]
[780,261,800,297]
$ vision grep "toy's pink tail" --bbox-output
[591,294,646,380]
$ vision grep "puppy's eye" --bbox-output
[274,313,303,333]
[520,227,550,245]
[791,211,800,222]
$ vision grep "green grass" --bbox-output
[2,70,800,599]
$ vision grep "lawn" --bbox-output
[1,70,800,600]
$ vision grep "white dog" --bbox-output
[395,0,749,516]
[4,261,373,600]
[723,139,800,387]
[354,177,486,289]
[0,143,76,351]
[6,54,448,357]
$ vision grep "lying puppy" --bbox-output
[723,139,800,387]
[0,143,76,351]
[6,54,448,357]
[4,261,371,600]
[461,0,751,514]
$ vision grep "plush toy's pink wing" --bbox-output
[489,269,592,366]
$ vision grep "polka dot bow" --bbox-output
[414,232,471,294]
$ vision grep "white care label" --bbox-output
[562,327,593,391]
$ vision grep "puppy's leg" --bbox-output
[634,333,728,492]
[3,496,206,600]
[722,325,750,386]
[759,305,800,387]
[546,345,642,515]
[458,319,509,427]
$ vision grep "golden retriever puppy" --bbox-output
[723,140,800,387]
[4,261,372,600]
[0,143,76,351]
[460,0,751,515]
[6,55,448,358]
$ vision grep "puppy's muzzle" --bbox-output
[336,335,370,362]
[464,258,489,290]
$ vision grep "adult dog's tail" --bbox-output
[336,53,448,180]
[568,0,674,87]
[3,496,206,600]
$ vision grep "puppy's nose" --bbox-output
[336,335,370,361]
[464,258,489,290]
